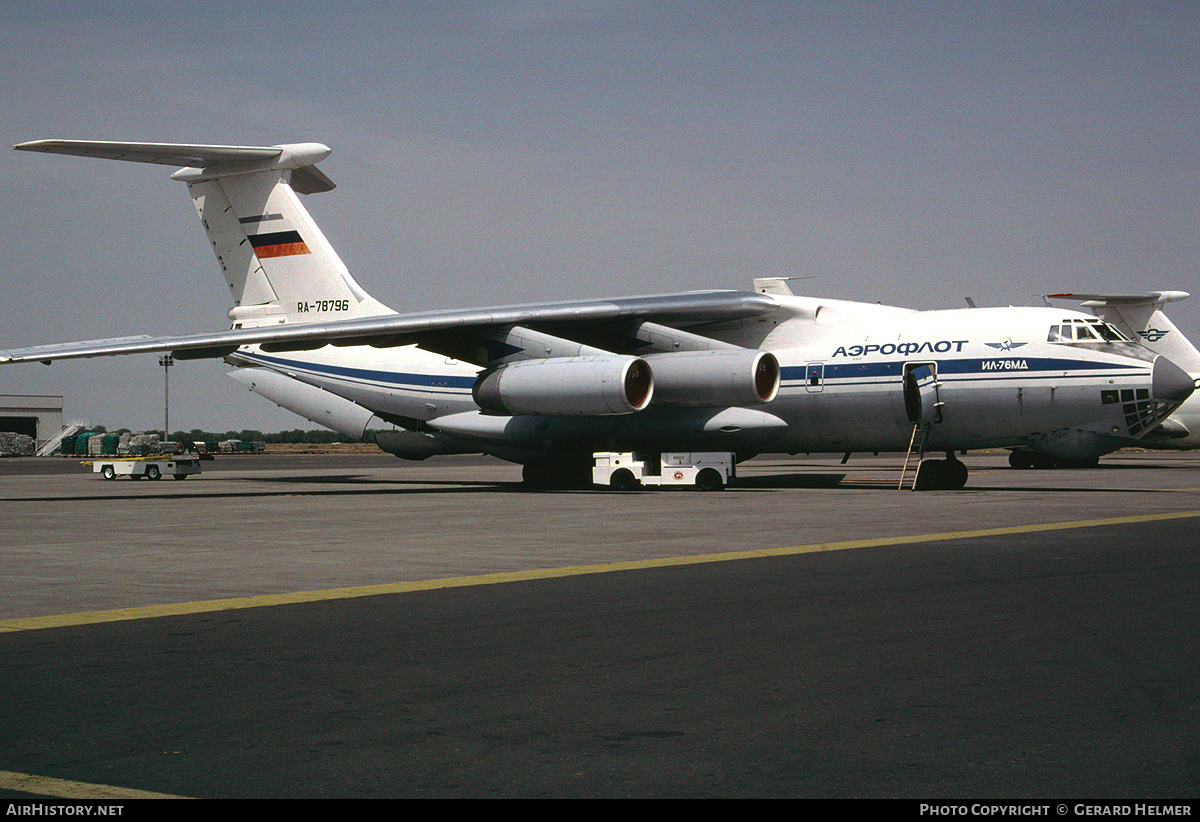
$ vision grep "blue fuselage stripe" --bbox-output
[780,357,1142,385]
[241,351,477,392]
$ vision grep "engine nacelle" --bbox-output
[473,356,654,416]
[643,350,779,407]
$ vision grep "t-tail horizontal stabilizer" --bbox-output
[13,139,392,326]
[13,140,336,192]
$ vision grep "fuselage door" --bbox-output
[903,362,943,427]
[805,362,824,393]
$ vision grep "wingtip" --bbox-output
[13,139,73,153]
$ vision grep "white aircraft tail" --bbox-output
[14,140,394,328]
[1048,291,1199,376]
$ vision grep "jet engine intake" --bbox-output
[473,356,653,416]
[643,350,779,407]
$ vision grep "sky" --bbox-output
[1,0,1197,434]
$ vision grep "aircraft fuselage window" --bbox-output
[1048,319,1130,344]
[1090,321,1127,342]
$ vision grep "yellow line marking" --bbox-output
[0,769,188,799]
[3,509,1199,635]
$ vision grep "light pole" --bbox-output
[159,355,173,443]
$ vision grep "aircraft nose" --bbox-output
[1152,355,1196,403]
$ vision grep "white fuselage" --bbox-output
[228,297,1181,464]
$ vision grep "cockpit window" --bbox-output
[1047,319,1131,343]
[1090,321,1128,342]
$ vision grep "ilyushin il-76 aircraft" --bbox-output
[2,140,1195,490]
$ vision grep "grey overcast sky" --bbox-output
[1,1,1197,434]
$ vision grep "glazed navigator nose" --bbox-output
[1153,355,1196,403]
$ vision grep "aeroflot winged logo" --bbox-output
[985,339,1027,352]
[1139,328,1171,343]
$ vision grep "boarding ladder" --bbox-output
[898,424,930,491]
[35,420,90,457]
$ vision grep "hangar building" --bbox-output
[0,395,64,445]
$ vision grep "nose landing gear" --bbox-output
[913,456,969,490]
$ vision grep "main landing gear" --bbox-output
[914,455,969,490]
[521,458,592,490]
[1008,450,1100,469]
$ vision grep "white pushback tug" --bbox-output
[593,451,734,491]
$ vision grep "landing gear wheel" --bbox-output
[946,458,968,489]
[1009,450,1100,470]
[1049,455,1099,469]
[522,462,554,488]
[1008,450,1035,469]
[914,459,968,490]
[522,458,592,490]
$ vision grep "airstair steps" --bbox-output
[898,424,929,491]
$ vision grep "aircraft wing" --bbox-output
[0,290,778,365]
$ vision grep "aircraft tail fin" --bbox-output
[1048,291,1199,375]
[14,140,394,328]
